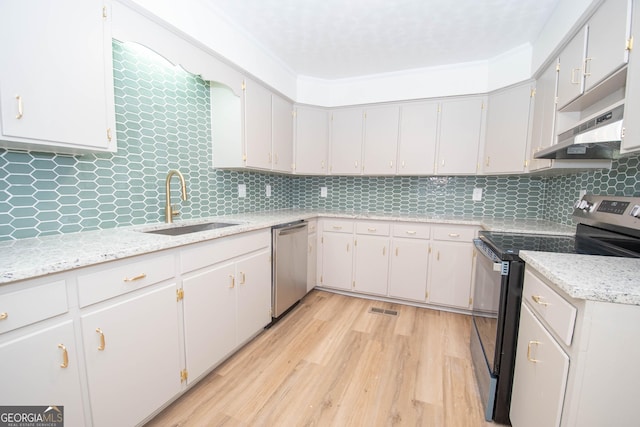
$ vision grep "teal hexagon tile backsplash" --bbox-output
[0,39,639,241]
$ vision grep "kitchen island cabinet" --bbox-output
[0,0,116,154]
[511,263,640,427]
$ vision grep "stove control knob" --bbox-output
[579,200,595,212]
[631,205,640,218]
[574,199,582,209]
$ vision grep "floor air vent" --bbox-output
[369,307,398,316]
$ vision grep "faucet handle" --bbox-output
[171,204,180,217]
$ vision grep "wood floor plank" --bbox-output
[146,290,499,427]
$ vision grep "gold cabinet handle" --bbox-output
[96,328,105,351]
[531,295,549,306]
[107,128,112,142]
[389,160,393,168]
[367,227,377,232]
[527,340,540,363]
[58,344,69,368]
[309,243,312,254]
[123,273,146,282]
[240,272,246,285]
[441,159,445,167]
[332,225,342,230]
[0,312,7,320]
[354,160,358,168]
[584,57,592,77]
[448,233,460,238]
[15,95,23,119]
[346,243,350,252]
[436,251,440,261]
[401,160,406,168]
[382,246,386,256]
[229,274,235,288]
[321,160,325,169]
[405,231,417,235]
[395,247,399,256]
[486,156,490,167]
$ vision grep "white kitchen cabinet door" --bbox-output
[295,106,329,174]
[183,262,236,382]
[510,304,570,427]
[436,97,484,175]
[0,0,116,154]
[272,94,294,173]
[388,239,429,302]
[353,235,390,296]
[244,78,272,170]
[81,283,182,427]
[622,0,640,154]
[320,232,354,290]
[362,105,399,175]
[583,0,632,92]
[330,108,363,175]
[0,321,85,426]
[528,61,557,171]
[427,241,473,309]
[557,28,587,109]
[307,230,318,292]
[483,82,533,174]
[398,102,439,175]
[236,249,272,345]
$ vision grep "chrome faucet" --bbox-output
[165,169,187,223]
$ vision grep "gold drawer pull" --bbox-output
[395,247,399,256]
[382,246,386,256]
[96,328,106,351]
[448,233,460,238]
[531,295,549,306]
[229,274,235,288]
[405,231,417,235]
[124,273,147,282]
[58,344,69,368]
[0,312,7,320]
[16,95,23,119]
[332,225,343,230]
[527,340,540,363]
[367,227,377,232]
[240,272,246,285]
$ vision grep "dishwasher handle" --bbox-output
[276,223,307,236]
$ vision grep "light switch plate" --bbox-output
[320,187,328,198]
[472,187,482,201]
[266,184,271,197]
[238,184,246,198]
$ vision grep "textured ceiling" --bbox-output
[207,0,561,79]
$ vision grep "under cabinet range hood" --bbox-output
[535,104,623,160]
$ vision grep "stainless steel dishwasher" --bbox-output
[272,221,308,319]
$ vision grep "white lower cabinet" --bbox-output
[0,320,85,426]
[510,303,569,427]
[353,234,390,296]
[320,231,354,290]
[388,238,429,302]
[235,250,272,344]
[307,220,318,292]
[81,283,182,427]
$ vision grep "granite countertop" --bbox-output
[520,251,640,306]
[0,209,574,285]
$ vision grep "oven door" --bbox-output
[471,239,506,374]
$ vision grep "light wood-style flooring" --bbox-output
[146,290,494,426]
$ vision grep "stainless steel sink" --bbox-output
[140,222,238,236]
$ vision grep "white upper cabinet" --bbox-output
[272,94,294,173]
[483,82,534,174]
[0,0,116,154]
[330,108,363,175]
[528,62,558,171]
[622,0,640,154]
[397,102,439,175]
[436,97,485,175]
[294,106,329,174]
[362,105,400,175]
[244,78,273,170]
[583,0,632,92]
[557,0,632,109]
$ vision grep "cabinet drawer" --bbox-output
[0,280,68,334]
[392,223,430,239]
[181,230,270,273]
[322,219,354,233]
[356,221,390,236]
[78,254,176,307]
[432,225,476,242]
[523,268,577,346]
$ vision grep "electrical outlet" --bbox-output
[472,187,483,201]
[320,187,328,198]
[238,184,246,198]
[266,184,271,197]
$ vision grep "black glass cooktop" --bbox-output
[479,224,640,261]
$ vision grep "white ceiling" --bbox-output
[207,0,562,79]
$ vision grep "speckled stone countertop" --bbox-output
[0,209,574,285]
[520,251,640,306]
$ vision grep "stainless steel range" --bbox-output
[470,194,640,425]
